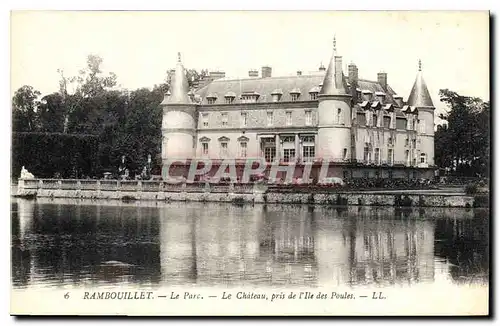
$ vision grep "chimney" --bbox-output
[377,72,388,91]
[248,69,259,78]
[348,63,358,102]
[393,95,403,107]
[261,66,272,78]
[297,70,302,76]
[334,56,343,88]
[209,71,225,80]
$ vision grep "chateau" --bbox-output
[160,38,436,181]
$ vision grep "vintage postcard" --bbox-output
[10,10,490,316]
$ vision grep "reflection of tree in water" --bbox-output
[434,209,489,283]
[12,200,162,288]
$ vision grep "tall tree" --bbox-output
[37,92,66,132]
[59,54,118,133]
[12,85,41,132]
[436,89,490,177]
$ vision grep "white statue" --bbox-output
[20,166,35,179]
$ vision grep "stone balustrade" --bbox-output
[17,178,257,194]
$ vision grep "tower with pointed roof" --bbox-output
[407,59,435,167]
[160,52,197,163]
[317,36,352,160]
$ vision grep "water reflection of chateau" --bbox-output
[314,207,435,286]
[159,205,436,287]
[13,199,486,288]
[160,205,317,287]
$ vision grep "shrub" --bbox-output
[465,183,478,195]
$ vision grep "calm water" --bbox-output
[11,198,489,289]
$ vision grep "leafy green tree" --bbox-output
[12,85,41,132]
[436,89,490,177]
[37,93,66,132]
[59,54,118,133]
[12,54,208,178]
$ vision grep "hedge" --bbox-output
[12,132,99,179]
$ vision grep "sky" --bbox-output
[10,11,489,116]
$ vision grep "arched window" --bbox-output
[420,153,427,164]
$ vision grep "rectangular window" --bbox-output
[396,118,406,130]
[374,148,380,164]
[412,139,416,148]
[337,108,343,125]
[286,111,292,126]
[240,142,247,158]
[405,150,410,165]
[302,146,315,162]
[305,110,312,125]
[363,145,369,163]
[419,120,426,133]
[343,148,348,160]
[373,114,378,127]
[202,142,209,155]
[388,170,393,179]
[281,136,295,143]
[363,171,370,179]
[207,98,216,105]
[356,113,366,126]
[241,112,247,127]
[267,112,273,126]
[405,138,409,146]
[383,116,390,128]
[221,142,228,157]
[387,148,393,164]
[241,95,257,103]
[310,93,318,100]
[264,147,276,163]
[225,97,234,104]
[283,149,295,162]
[202,113,209,127]
[365,112,371,126]
[221,113,228,126]
[291,94,299,101]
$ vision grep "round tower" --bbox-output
[160,53,196,163]
[317,37,352,160]
[407,59,435,167]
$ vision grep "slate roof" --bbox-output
[407,70,434,107]
[195,73,400,106]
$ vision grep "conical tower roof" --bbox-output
[320,36,348,96]
[407,60,434,107]
[164,52,192,105]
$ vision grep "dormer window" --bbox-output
[206,93,218,105]
[309,86,320,100]
[271,89,283,102]
[290,88,301,102]
[241,91,260,104]
[224,91,236,104]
